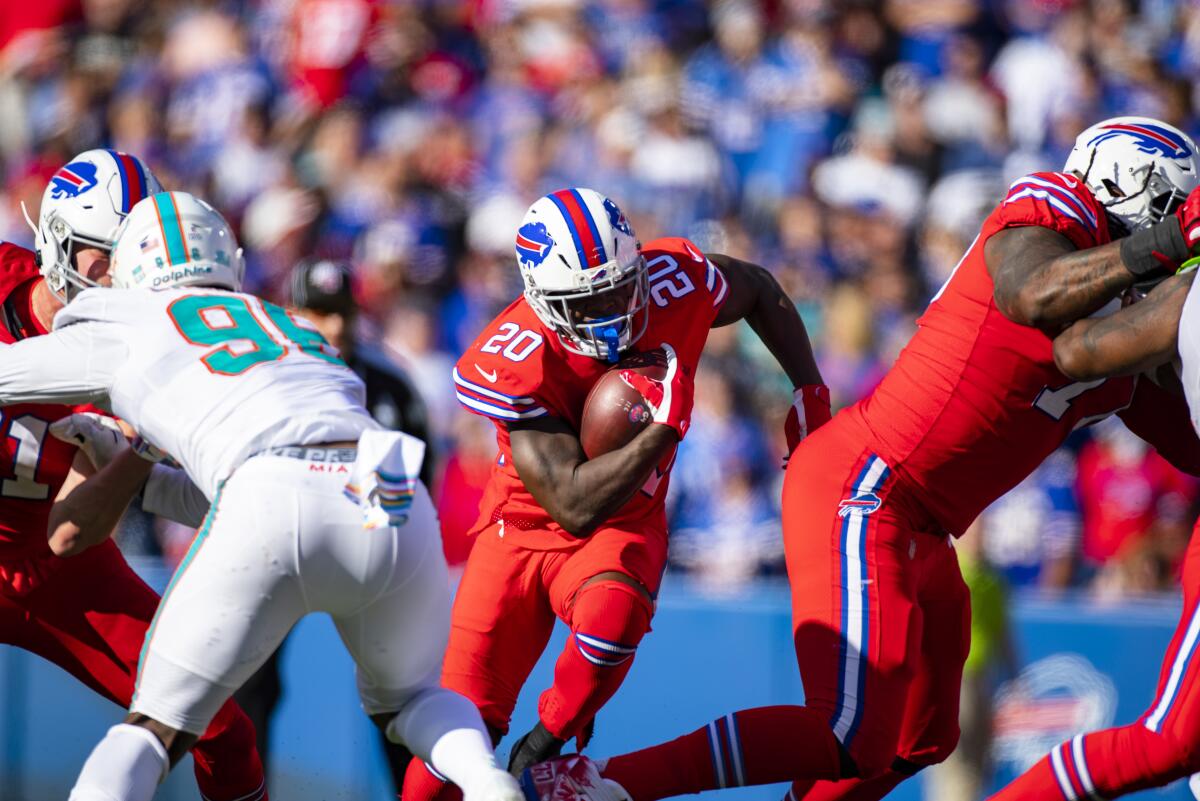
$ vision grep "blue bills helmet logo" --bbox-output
[49,161,100,199]
[603,197,634,238]
[838,491,882,518]
[1088,122,1194,159]
[515,222,555,269]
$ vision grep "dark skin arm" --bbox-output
[707,253,824,387]
[508,417,677,537]
[1052,271,1194,381]
[507,252,821,538]
[986,226,1135,334]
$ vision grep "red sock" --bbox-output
[191,700,268,801]
[402,754,464,801]
[601,706,842,801]
[539,581,652,740]
[990,726,1198,801]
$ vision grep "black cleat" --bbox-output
[508,721,566,776]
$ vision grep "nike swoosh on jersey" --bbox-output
[682,241,703,262]
[475,364,498,382]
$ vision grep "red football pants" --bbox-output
[784,430,971,782]
[598,423,970,801]
[990,522,1200,800]
[403,522,659,801]
[0,540,266,801]
[440,522,661,738]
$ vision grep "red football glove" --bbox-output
[618,342,694,439]
[1176,185,1200,253]
[784,384,831,465]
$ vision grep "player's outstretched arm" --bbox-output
[1052,271,1195,381]
[508,417,678,537]
[986,227,1134,333]
[706,253,823,388]
[48,448,152,557]
[0,324,114,406]
[988,186,1200,332]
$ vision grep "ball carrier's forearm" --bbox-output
[508,417,677,537]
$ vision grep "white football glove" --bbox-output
[49,413,128,470]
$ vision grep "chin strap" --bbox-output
[599,325,621,363]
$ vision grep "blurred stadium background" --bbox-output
[1,0,1199,798]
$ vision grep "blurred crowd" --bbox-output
[4,0,1200,596]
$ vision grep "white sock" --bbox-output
[69,723,169,801]
[386,688,508,793]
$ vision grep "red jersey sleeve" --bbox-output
[989,172,1108,250]
[454,305,554,423]
[643,236,728,315]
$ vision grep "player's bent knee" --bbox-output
[843,728,908,779]
[568,579,653,667]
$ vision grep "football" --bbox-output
[579,348,667,458]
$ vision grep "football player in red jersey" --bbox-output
[984,222,1200,798]
[0,150,267,801]
[400,187,829,801]
[518,118,1200,801]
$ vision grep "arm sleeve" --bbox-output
[142,463,210,528]
[0,323,120,406]
[990,172,1106,251]
[1118,377,1200,476]
[453,322,553,422]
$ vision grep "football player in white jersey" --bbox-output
[0,190,523,801]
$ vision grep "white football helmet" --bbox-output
[109,192,245,292]
[1064,116,1199,233]
[25,149,163,301]
[516,188,647,362]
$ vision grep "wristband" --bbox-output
[131,435,166,463]
[1120,218,1189,279]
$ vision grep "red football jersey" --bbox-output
[455,237,728,549]
[0,243,97,581]
[845,171,1140,536]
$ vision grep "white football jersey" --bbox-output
[0,287,378,497]
[1178,277,1200,437]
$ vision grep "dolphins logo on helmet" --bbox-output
[1086,122,1194,160]
[515,221,555,269]
[49,162,100,200]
